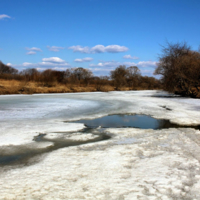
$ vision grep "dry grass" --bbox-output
[191,87,200,98]
[0,79,164,95]
[0,79,117,95]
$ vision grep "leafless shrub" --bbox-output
[154,42,200,97]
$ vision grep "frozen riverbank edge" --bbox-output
[1,90,200,199]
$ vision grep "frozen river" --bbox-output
[0,90,200,199]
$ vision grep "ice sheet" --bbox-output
[1,91,200,125]
[1,128,200,199]
[1,91,200,199]
[0,94,101,121]
[0,120,85,146]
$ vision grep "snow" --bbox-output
[0,121,85,146]
[0,90,200,199]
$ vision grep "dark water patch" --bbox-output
[0,155,22,164]
[152,95,181,98]
[156,120,200,130]
[34,133,46,141]
[0,150,43,166]
[160,106,172,111]
[2,115,200,168]
[0,128,111,167]
[35,130,110,150]
[72,114,200,130]
[150,92,185,98]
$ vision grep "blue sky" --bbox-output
[1,0,200,77]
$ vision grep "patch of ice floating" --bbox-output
[43,132,98,141]
[0,90,200,199]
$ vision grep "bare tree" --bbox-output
[41,69,57,87]
[0,61,18,74]
[92,76,110,91]
[110,65,128,89]
[154,42,200,97]
[20,68,40,81]
[51,70,65,83]
[126,66,141,88]
[71,67,93,85]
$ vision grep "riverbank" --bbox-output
[1,79,199,98]
[0,79,157,95]
[0,79,113,94]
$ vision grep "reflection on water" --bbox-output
[74,114,200,130]
[1,115,199,167]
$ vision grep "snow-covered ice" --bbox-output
[0,90,200,199]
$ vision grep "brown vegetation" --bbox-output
[0,61,161,95]
[154,42,200,98]
[111,65,161,90]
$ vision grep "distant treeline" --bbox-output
[1,41,200,97]
[0,61,161,90]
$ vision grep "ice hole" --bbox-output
[0,128,111,167]
[73,114,200,129]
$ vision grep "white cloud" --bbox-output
[47,46,65,52]
[89,60,157,76]
[140,69,155,77]
[23,62,34,67]
[25,47,42,52]
[90,61,120,68]
[22,61,70,69]
[74,57,93,63]
[68,45,90,53]
[105,45,129,53]
[26,51,36,55]
[0,14,11,20]
[90,45,106,53]
[25,47,42,55]
[37,57,69,68]
[123,55,139,60]
[42,57,65,63]
[137,61,157,68]
[69,45,129,54]
[88,68,113,76]
[12,57,70,71]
